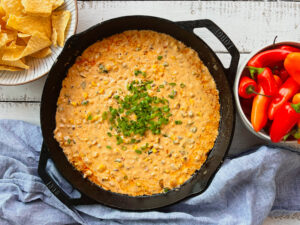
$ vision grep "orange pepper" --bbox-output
[251,85,271,132]
[284,52,300,85]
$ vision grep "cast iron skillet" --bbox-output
[38,16,240,210]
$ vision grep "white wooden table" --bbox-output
[0,1,299,224]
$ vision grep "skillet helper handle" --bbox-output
[176,19,240,86]
[38,142,95,206]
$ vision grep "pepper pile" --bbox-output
[238,45,300,143]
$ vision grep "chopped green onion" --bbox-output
[87,115,93,120]
[107,132,112,137]
[175,120,182,125]
[169,82,176,86]
[163,188,170,193]
[106,145,112,149]
[102,112,108,120]
[157,55,163,60]
[135,149,142,154]
[81,100,89,105]
[180,83,186,88]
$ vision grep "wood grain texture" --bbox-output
[0,102,40,125]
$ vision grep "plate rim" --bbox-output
[0,0,78,86]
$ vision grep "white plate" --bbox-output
[0,0,78,86]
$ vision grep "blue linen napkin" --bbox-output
[0,119,299,225]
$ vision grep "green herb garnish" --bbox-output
[106,145,112,149]
[169,82,176,86]
[87,115,93,120]
[102,111,108,120]
[81,100,89,105]
[135,149,142,154]
[104,80,171,138]
[107,132,112,137]
[163,188,170,193]
[175,120,182,125]
[180,83,185,88]
[157,55,163,60]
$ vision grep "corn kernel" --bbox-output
[92,115,99,121]
[71,101,77,106]
[106,65,112,70]
[91,81,97,87]
[197,112,202,116]
[136,182,141,187]
[98,164,106,172]
[83,92,88,99]
[152,148,157,153]
[98,89,104,94]
[189,99,194,105]
[133,145,138,150]
[171,56,176,60]
[165,169,169,173]
[178,177,184,184]
[187,133,193,138]
[69,119,74,124]
[152,64,157,69]
[103,80,109,85]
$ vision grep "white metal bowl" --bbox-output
[233,41,300,150]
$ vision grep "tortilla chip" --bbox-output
[1,44,26,61]
[1,0,24,21]
[51,10,70,47]
[0,33,8,47]
[0,65,23,71]
[51,29,57,46]
[21,35,52,57]
[0,56,29,69]
[7,14,51,39]
[52,0,64,10]
[30,47,52,58]
[21,0,53,17]
[0,29,17,47]
[0,5,5,15]
[17,32,31,45]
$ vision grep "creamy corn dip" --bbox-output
[54,30,220,196]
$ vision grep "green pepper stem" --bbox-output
[247,66,265,79]
[246,86,271,97]
[291,103,300,113]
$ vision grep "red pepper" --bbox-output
[284,52,300,86]
[279,68,289,82]
[238,76,259,99]
[257,67,278,96]
[279,45,300,52]
[270,102,300,142]
[273,75,282,88]
[251,85,271,132]
[268,77,300,120]
[247,49,292,68]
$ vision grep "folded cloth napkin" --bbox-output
[0,119,299,225]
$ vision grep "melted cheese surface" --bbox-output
[54,30,220,196]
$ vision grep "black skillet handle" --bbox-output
[38,143,96,206]
[176,19,240,86]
